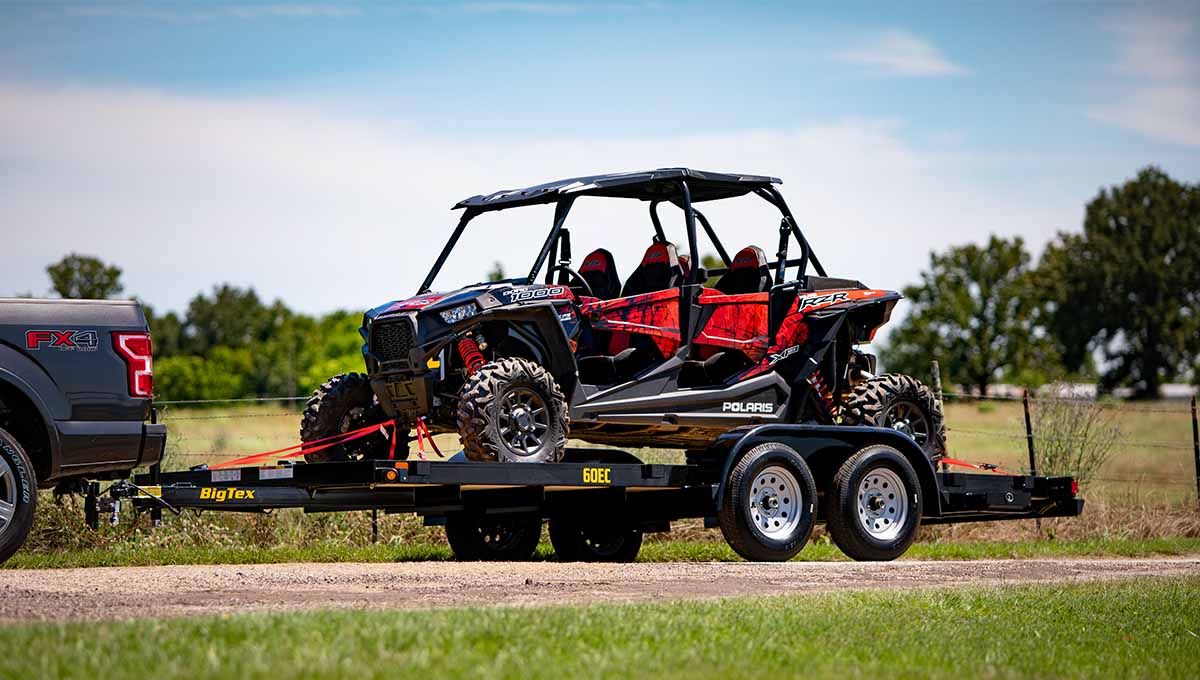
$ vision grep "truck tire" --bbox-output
[826,444,923,561]
[445,513,542,561]
[841,374,946,461]
[300,373,403,463]
[718,442,816,562]
[457,358,568,463]
[0,427,37,565]
[548,517,642,562]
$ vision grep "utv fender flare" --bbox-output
[471,302,578,395]
[713,424,941,517]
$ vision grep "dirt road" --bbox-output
[3,557,1197,624]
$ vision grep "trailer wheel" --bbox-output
[841,374,946,461]
[300,373,402,463]
[548,518,642,562]
[826,445,923,561]
[445,513,542,561]
[0,427,37,565]
[718,443,816,562]
[457,358,568,463]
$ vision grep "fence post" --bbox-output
[1023,390,1041,535]
[1192,396,1199,513]
[931,361,946,473]
[372,508,379,544]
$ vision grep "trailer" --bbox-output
[94,424,1083,562]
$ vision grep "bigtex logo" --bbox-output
[199,487,256,502]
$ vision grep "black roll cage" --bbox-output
[418,181,828,295]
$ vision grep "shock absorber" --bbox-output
[807,368,837,418]
[457,335,486,376]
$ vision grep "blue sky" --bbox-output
[2,1,1198,325]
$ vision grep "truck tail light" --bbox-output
[113,332,154,398]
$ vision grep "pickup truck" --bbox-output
[0,298,165,563]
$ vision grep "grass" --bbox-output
[8,536,1200,570]
[3,577,1198,679]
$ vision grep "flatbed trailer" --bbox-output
[97,424,1083,562]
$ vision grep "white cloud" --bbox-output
[41,3,362,23]
[0,83,1074,345]
[1090,13,1200,147]
[834,29,968,77]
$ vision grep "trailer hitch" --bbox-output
[84,480,182,531]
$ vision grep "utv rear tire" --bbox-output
[826,445,922,561]
[0,427,37,565]
[445,513,542,561]
[457,358,568,463]
[549,517,643,562]
[300,373,404,463]
[841,374,946,461]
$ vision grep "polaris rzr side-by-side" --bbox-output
[302,168,946,466]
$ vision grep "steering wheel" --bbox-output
[547,264,594,298]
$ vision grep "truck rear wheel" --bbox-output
[841,374,946,461]
[718,442,816,562]
[445,512,542,561]
[548,517,642,562]
[300,373,402,463]
[0,427,37,565]
[826,444,923,561]
[457,358,568,463]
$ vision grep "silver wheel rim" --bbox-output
[749,465,802,539]
[498,387,549,456]
[857,467,907,541]
[0,454,16,538]
[883,400,930,447]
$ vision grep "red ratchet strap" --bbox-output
[939,456,1014,476]
[413,416,442,461]
[211,419,399,469]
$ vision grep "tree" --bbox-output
[882,236,1051,396]
[1040,167,1200,398]
[182,285,274,356]
[486,262,506,282]
[46,254,123,299]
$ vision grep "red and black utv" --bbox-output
[303,168,945,464]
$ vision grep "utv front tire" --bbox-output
[300,373,403,463]
[457,358,568,463]
[841,374,946,461]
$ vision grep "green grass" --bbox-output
[4,577,1198,679]
[8,536,1200,570]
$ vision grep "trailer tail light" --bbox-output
[113,332,154,398]
[1070,479,1079,497]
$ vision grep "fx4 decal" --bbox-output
[25,330,99,351]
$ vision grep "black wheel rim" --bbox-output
[338,405,389,459]
[0,454,16,537]
[580,527,627,557]
[882,400,931,447]
[479,518,529,552]
[498,387,549,456]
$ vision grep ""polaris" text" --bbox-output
[722,401,774,414]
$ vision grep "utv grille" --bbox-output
[371,318,414,364]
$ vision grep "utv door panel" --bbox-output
[582,288,682,358]
[692,290,770,361]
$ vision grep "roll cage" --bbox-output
[417,168,829,295]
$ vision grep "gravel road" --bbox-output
[2,557,1196,624]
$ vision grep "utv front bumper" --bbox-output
[365,314,438,423]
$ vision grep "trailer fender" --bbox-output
[713,424,941,517]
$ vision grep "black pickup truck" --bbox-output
[0,298,165,562]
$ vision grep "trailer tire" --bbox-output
[300,373,402,463]
[0,427,37,565]
[445,513,541,561]
[548,517,642,562]
[457,358,568,463]
[718,442,816,562]
[841,373,946,461]
[826,444,923,561]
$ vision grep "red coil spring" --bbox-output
[457,337,485,376]
[807,369,836,417]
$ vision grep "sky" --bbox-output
[2,1,1198,334]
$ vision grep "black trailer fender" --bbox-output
[713,424,942,517]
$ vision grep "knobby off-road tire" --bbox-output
[826,445,923,561]
[841,373,946,461]
[0,426,37,565]
[300,373,403,463]
[457,358,568,463]
[718,442,817,562]
[548,517,643,562]
[445,513,542,561]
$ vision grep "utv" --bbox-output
[303,168,945,464]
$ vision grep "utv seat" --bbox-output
[578,248,621,300]
[714,245,771,295]
[621,242,684,297]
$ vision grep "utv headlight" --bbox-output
[439,303,478,325]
